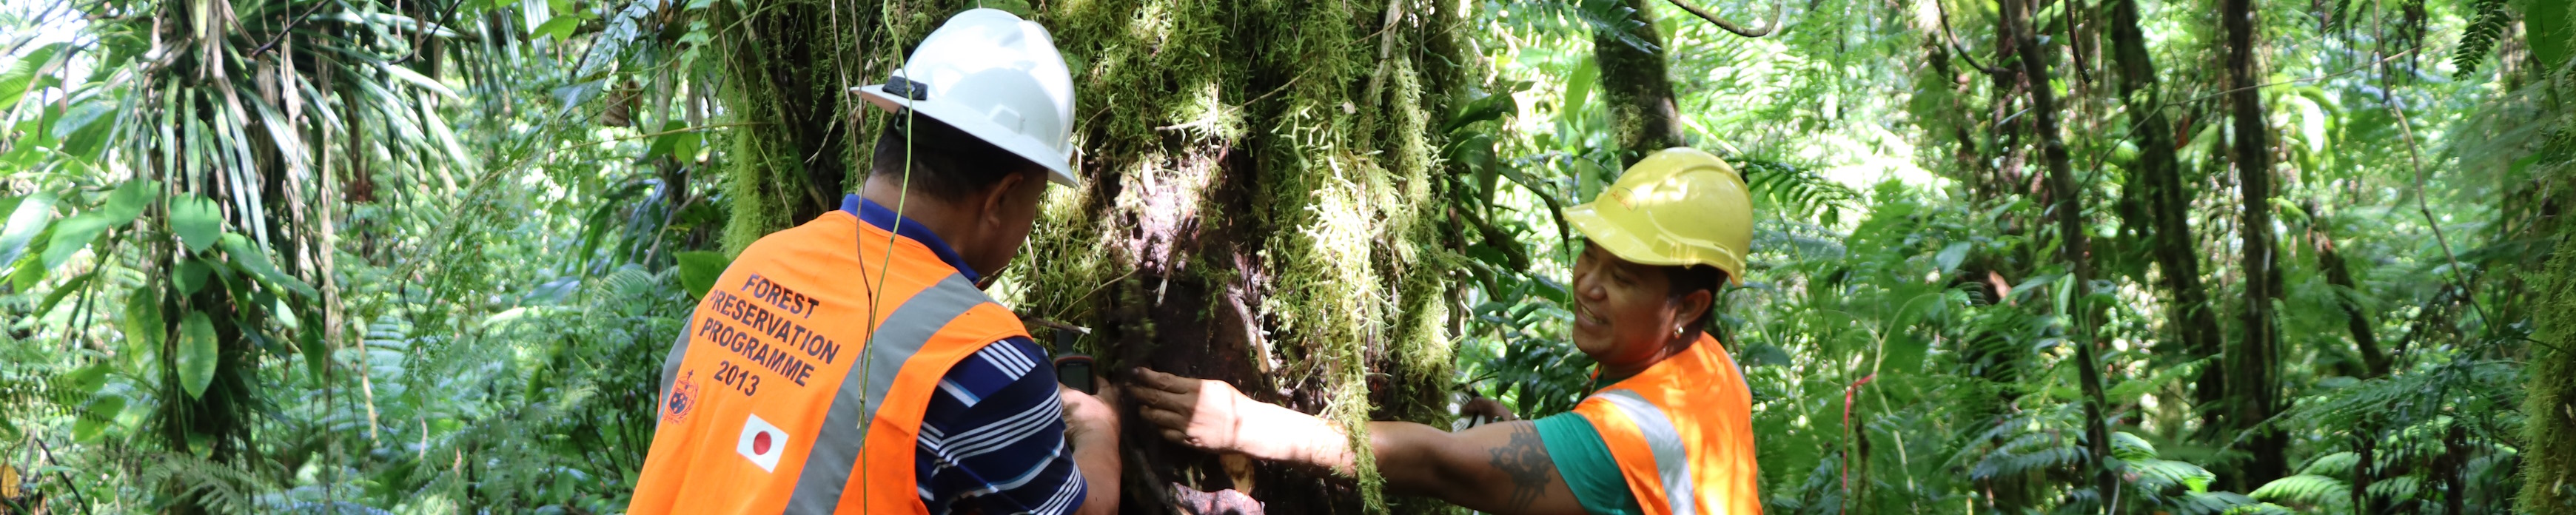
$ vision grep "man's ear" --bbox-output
[978,172,1029,226]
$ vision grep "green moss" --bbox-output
[718,0,1483,511]
[2526,224,2576,512]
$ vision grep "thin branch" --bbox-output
[0,0,75,57]
[2109,48,2418,152]
[2169,48,2416,107]
[34,437,93,515]
[1666,0,1782,38]
[245,0,335,59]
[392,0,465,65]
[1933,0,2005,75]
[2385,78,2495,337]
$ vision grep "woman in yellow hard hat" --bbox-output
[1131,147,1762,515]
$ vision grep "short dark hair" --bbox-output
[869,112,1045,201]
[1666,264,1729,338]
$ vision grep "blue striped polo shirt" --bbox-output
[845,195,1087,514]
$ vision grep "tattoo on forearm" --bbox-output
[1489,424,1557,511]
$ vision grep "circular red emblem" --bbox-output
[754,431,774,454]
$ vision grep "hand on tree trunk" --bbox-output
[1131,368,1350,468]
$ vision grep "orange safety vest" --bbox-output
[1569,333,1762,515]
[628,209,1031,514]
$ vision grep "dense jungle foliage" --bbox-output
[1,0,2572,512]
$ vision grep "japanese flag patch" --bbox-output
[737,413,791,472]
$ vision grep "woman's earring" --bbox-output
[1674,326,1685,336]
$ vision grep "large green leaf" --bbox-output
[1935,241,1971,274]
[0,43,67,113]
[30,269,95,318]
[7,239,44,292]
[1444,92,1517,134]
[39,212,112,271]
[175,258,212,295]
[534,15,583,41]
[0,192,56,266]
[123,286,164,354]
[49,103,111,141]
[2529,0,2573,67]
[221,233,318,297]
[649,121,702,161]
[298,326,329,385]
[100,179,158,226]
[1562,55,1598,124]
[73,394,126,442]
[382,62,463,100]
[170,194,223,252]
[676,251,731,299]
[1881,334,1929,374]
[54,102,115,158]
[177,312,218,400]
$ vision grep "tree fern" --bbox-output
[2250,474,2349,508]
[2451,0,2515,78]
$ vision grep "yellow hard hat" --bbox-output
[1562,147,1754,284]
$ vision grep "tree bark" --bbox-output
[711,0,871,255]
[2524,221,2576,513]
[1037,1,1477,512]
[2001,0,2115,505]
[1594,0,1688,165]
[2351,435,2379,514]
[2304,207,2389,378]
[708,1,1479,511]
[2107,0,2230,426]
[2222,0,2289,491]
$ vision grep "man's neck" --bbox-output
[859,178,973,251]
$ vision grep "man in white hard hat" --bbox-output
[629,9,1119,515]
[1130,148,1762,514]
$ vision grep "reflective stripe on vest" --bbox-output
[627,210,1031,515]
[1572,333,1763,515]
[782,272,986,512]
[1594,389,1700,515]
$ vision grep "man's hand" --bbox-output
[1059,384,1121,515]
[1060,384,1118,445]
[1130,368,1259,454]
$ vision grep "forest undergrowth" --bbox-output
[0,0,2571,514]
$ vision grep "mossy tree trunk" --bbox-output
[1999,0,2114,504]
[2221,0,2288,491]
[2520,16,2576,506]
[2107,0,2231,428]
[2529,223,2576,515]
[710,0,930,255]
[711,1,1483,513]
[1594,0,1690,166]
[1018,1,1477,511]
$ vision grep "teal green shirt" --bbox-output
[1534,411,1644,514]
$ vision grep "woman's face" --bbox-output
[1570,241,1691,367]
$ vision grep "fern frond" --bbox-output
[2129,458,2217,494]
[1738,158,1863,226]
[132,452,275,514]
[2250,474,2349,507]
[2450,0,2514,78]
[2111,431,2157,462]
[2367,474,2421,502]
[2168,491,2258,515]
[2298,451,2358,477]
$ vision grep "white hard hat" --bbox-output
[853,8,1081,186]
